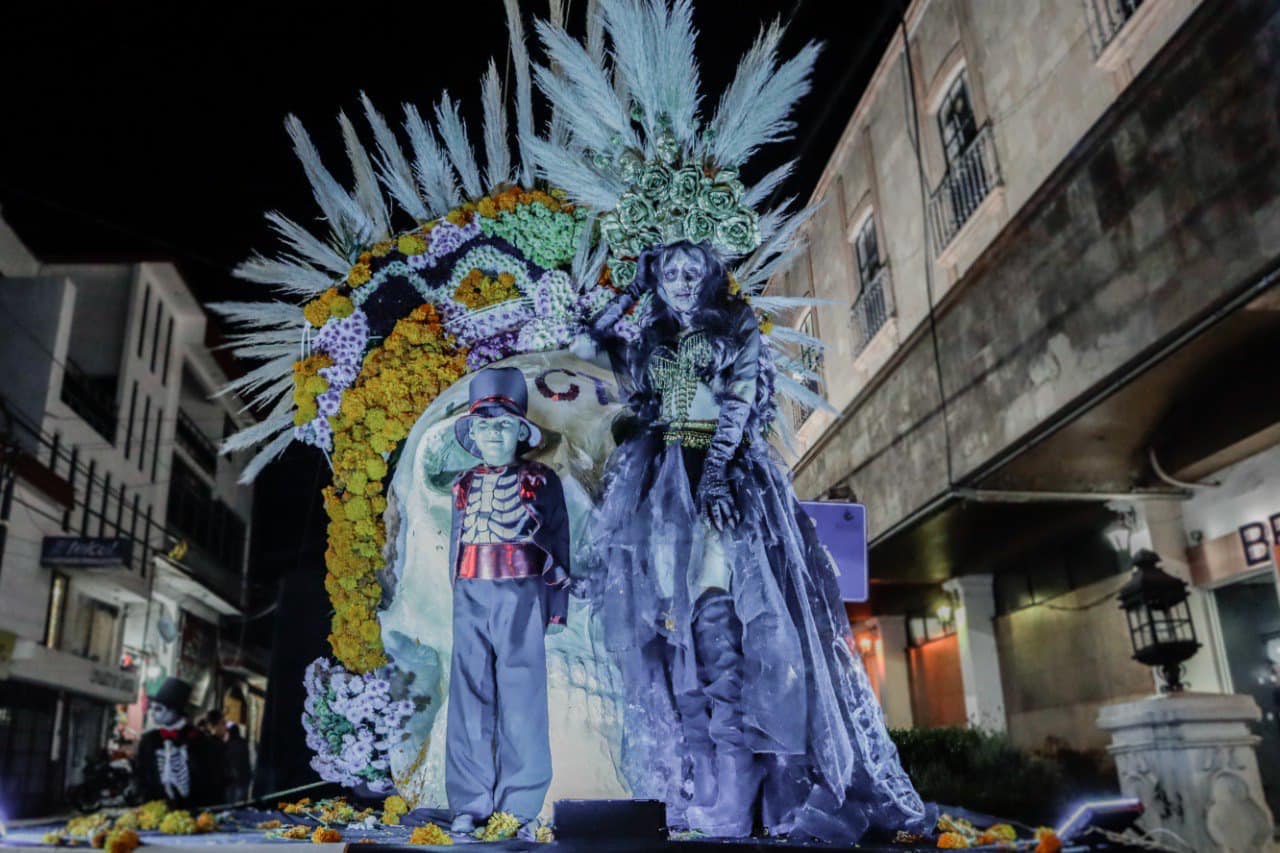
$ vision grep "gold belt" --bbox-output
[662,419,716,449]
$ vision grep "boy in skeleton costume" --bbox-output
[435,367,570,838]
[134,676,222,808]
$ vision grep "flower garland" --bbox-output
[302,658,415,791]
[453,268,521,310]
[476,186,587,270]
[323,303,466,671]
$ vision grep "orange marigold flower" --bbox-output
[1034,829,1061,853]
[937,832,970,849]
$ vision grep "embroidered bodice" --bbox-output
[646,331,718,424]
[460,468,533,544]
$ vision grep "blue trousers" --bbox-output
[446,577,552,822]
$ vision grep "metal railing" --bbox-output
[59,360,118,444]
[176,409,219,475]
[928,122,1002,253]
[1083,0,1146,55]
[851,266,893,356]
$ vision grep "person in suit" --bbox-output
[133,677,223,808]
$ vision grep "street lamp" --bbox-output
[1117,550,1200,692]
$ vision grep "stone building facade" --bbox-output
[771,0,1280,814]
[0,214,265,816]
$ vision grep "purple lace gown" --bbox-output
[587,299,934,842]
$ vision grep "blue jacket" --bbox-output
[448,460,571,626]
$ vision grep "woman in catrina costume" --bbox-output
[577,236,931,841]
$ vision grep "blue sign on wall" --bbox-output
[40,537,133,570]
[800,501,869,603]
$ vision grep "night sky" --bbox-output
[0,1,899,589]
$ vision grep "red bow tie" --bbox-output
[159,728,182,741]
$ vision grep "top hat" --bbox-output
[454,367,543,459]
[148,676,193,711]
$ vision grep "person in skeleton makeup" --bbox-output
[133,677,223,808]
[580,241,932,841]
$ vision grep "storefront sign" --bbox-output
[89,666,138,695]
[1239,513,1280,567]
[40,536,133,569]
[801,501,869,602]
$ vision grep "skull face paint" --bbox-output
[467,414,528,467]
[658,245,708,320]
[149,700,183,728]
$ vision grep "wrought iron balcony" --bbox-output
[59,360,118,443]
[928,122,1002,254]
[176,409,219,475]
[851,266,893,356]
[1083,0,1146,55]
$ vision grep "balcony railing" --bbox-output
[928,122,1002,254]
[59,360,118,444]
[851,266,893,357]
[1083,0,1146,55]
[176,409,219,475]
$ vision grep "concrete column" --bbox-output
[1140,501,1229,694]
[942,574,1007,732]
[1098,693,1277,853]
[874,615,915,730]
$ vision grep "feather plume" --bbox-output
[742,159,795,208]
[481,61,512,190]
[601,0,701,148]
[503,0,537,186]
[360,93,430,222]
[264,212,351,274]
[206,300,303,329]
[214,353,297,401]
[237,426,298,484]
[435,92,484,199]
[526,136,626,210]
[339,111,391,239]
[534,20,640,153]
[233,253,334,297]
[403,103,461,213]
[708,21,820,166]
[765,323,826,352]
[774,371,836,415]
[285,115,373,244]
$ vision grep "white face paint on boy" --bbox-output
[149,701,183,729]
[468,414,529,468]
[658,246,707,320]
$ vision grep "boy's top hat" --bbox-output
[454,367,543,458]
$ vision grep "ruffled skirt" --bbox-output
[589,430,935,842]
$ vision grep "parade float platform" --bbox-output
[1,801,1127,852]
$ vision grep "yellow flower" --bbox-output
[408,824,453,845]
[159,810,196,835]
[759,314,774,335]
[312,827,342,843]
[397,233,428,255]
[347,262,372,286]
[476,196,498,218]
[371,240,394,257]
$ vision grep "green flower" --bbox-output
[684,209,716,245]
[611,258,638,287]
[617,227,661,257]
[669,165,705,207]
[713,167,746,199]
[638,163,673,199]
[714,211,761,255]
[616,191,655,230]
[655,129,680,165]
[599,213,627,248]
[618,151,644,184]
[697,184,740,220]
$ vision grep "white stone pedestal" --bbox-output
[1097,692,1276,853]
